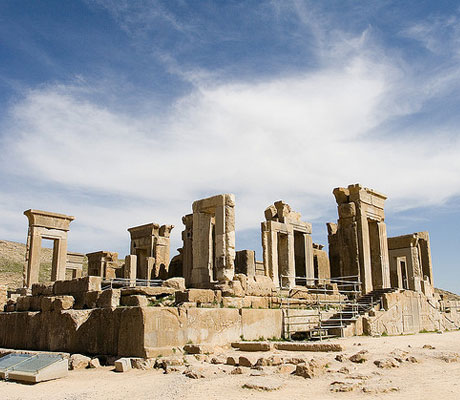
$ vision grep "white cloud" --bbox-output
[2,44,460,257]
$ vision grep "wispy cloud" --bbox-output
[2,1,460,261]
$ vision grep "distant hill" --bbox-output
[0,240,87,289]
[435,288,460,302]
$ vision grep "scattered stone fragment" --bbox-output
[210,355,227,365]
[184,366,208,379]
[337,366,350,374]
[335,354,344,362]
[276,364,296,374]
[423,344,435,349]
[345,373,372,380]
[243,377,284,391]
[362,384,400,393]
[349,350,368,363]
[131,358,155,370]
[294,358,327,379]
[236,342,272,352]
[330,381,360,392]
[231,366,244,375]
[226,356,238,365]
[184,344,213,355]
[274,342,343,352]
[406,356,419,363]
[69,354,90,370]
[239,355,259,368]
[439,352,460,363]
[256,355,283,367]
[285,357,307,365]
[114,358,132,372]
[89,358,101,369]
[374,358,400,369]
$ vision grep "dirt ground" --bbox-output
[1,330,459,400]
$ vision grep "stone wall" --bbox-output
[363,291,460,335]
[0,306,282,358]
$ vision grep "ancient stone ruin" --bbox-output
[1,185,458,359]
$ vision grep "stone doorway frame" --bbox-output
[23,209,74,288]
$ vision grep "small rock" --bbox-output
[239,355,259,368]
[231,366,244,375]
[276,364,296,374]
[226,356,238,365]
[349,350,368,363]
[184,366,208,379]
[69,354,91,370]
[131,358,155,370]
[114,358,132,372]
[423,344,435,350]
[285,357,307,365]
[210,355,226,365]
[374,358,400,369]
[335,354,344,362]
[439,352,460,363]
[89,358,101,369]
[362,384,400,393]
[330,381,360,392]
[243,377,284,391]
[345,373,372,380]
[295,358,327,379]
[406,356,419,363]
[256,355,283,367]
[337,366,350,374]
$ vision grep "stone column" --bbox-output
[124,255,137,286]
[286,232,296,288]
[304,233,315,285]
[408,247,422,292]
[52,238,68,281]
[26,230,42,287]
[377,221,391,288]
[357,215,373,293]
[191,212,213,286]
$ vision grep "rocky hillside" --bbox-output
[435,288,460,301]
[0,240,87,289]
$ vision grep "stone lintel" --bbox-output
[192,193,235,213]
[24,209,75,231]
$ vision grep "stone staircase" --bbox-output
[282,287,397,340]
[314,288,397,339]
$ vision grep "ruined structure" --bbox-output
[183,194,235,287]
[327,184,390,293]
[23,210,74,288]
[128,223,174,281]
[262,201,314,288]
[1,185,458,359]
[388,231,433,295]
[65,252,84,279]
[86,251,119,279]
[312,243,330,283]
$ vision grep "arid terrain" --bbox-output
[1,330,459,400]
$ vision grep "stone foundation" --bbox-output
[0,306,282,357]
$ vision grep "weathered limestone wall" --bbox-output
[0,306,282,357]
[363,291,460,335]
[0,285,7,311]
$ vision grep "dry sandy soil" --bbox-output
[1,330,459,400]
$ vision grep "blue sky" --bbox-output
[0,1,459,293]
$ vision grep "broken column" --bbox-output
[327,184,390,294]
[261,201,314,288]
[189,194,236,286]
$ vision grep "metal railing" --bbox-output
[102,277,164,290]
[279,275,363,340]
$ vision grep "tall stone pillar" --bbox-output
[377,221,391,288]
[304,233,315,285]
[26,232,42,287]
[191,211,213,285]
[357,214,373,294]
